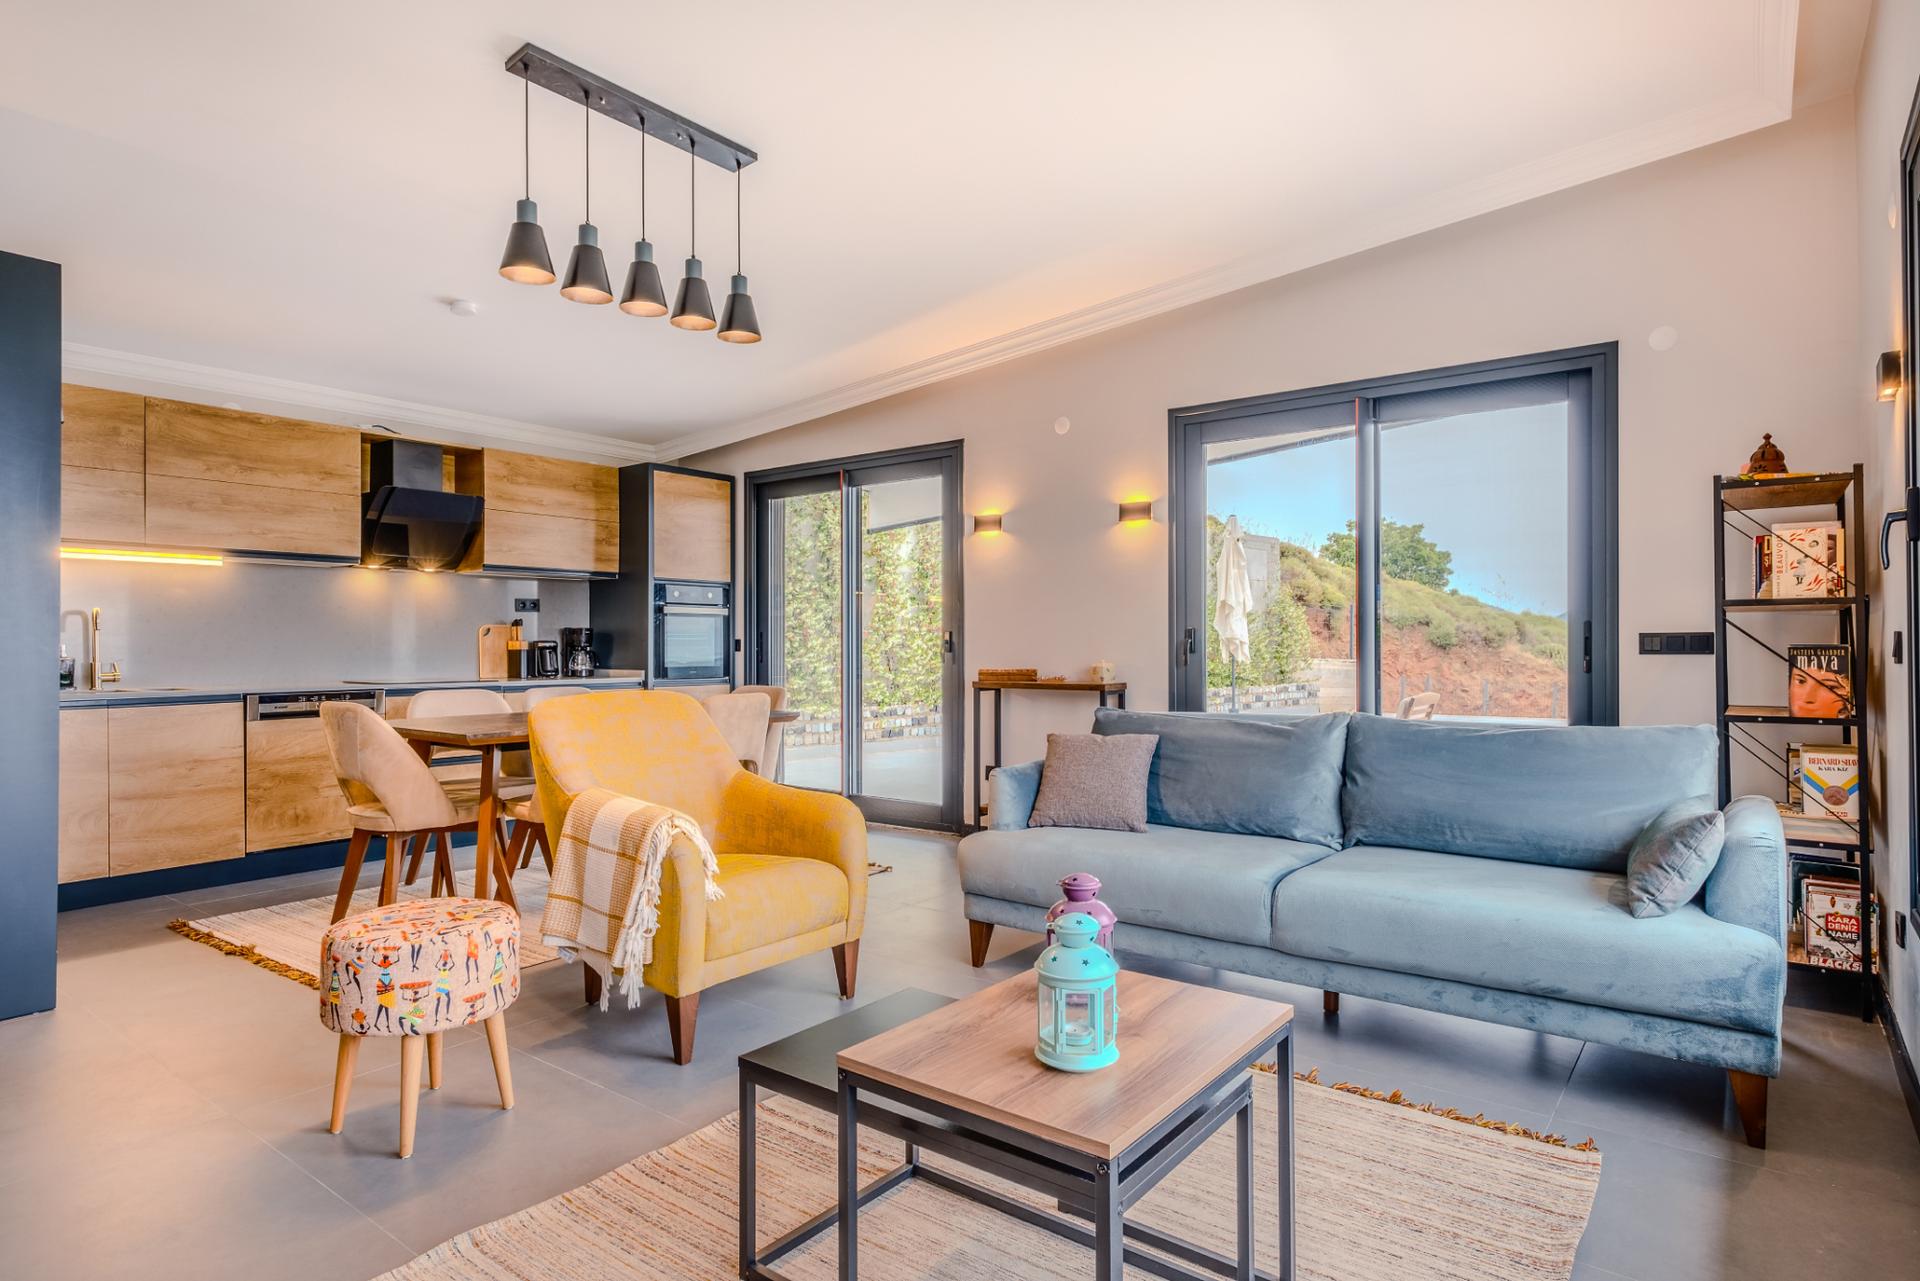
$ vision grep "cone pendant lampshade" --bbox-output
[499,199,555,284]
[671,257,716,330]
[717,274,760,343]
[620,240,668,316]
[561,224,613,304]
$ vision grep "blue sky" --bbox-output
[1207,404,1570,615]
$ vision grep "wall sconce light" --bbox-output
[1878,350,1905,403]
[1117,500,1154,524]
[971,512,1005,535]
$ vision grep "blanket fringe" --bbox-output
[1253,1062,1598,1151]
[167,919,322,990]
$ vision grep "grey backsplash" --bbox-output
[59,560,589,688]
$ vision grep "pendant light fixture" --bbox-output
[717,160,761,343]
[498,66,555,284]
[619,124,669,317]
[560,91,613,304]
[670,140,717,330]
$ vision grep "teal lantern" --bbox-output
[1034,912,1120,1071]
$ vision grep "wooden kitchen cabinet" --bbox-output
[651,468,731,582]
[107,702,245,875]
[57,710,111,882]
[143,399,361,558]
[245,715,352,851]
[461,447,619,574]
[60,385,146,543]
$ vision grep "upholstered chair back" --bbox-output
[518,685,595,711]
[703,691,774,773]
[407,687,512,718]
[320,701,458,831]
[529,690,740,842]
[734,683,789,775]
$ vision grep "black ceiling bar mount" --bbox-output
[505,43,757,172]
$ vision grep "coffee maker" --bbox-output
[559,627,596,678]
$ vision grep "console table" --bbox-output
[971,679,1127,826]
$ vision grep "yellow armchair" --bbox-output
[528,690,867,1062]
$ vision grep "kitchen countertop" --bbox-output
[58,671,651,709]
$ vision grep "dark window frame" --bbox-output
[1167,343,1620,723]
[1898,73,1920,914]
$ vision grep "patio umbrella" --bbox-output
[1213,516,1253,712]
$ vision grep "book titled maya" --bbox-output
[1798,744,1859,822]
[1787,643,1853,718]
[1769,522,1845,598]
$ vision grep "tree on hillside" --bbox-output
[1320,519,1453,590]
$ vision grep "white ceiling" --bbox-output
[0,1,1857,462]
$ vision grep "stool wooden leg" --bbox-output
[398,1036,425,1158]
[484,1013,514,1110]
[328,1034,360,1134]
[378,833,403,906]
[331,830,371,924]
[426,1032,443,1090]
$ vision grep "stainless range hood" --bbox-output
[361,440,484,571]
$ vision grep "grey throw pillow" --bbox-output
[1625,796,1726,918]
[1028,732,1159,832]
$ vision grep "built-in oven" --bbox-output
[653,580,731,683]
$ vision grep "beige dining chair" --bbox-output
[734,684,789,777]
[503,685,595,874]
[319,702,517,923]
[702,690,774,774]
[1397,691,1441,721]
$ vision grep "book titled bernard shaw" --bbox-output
[1786,644,1852,719]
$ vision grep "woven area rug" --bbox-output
[377,1069,1601,1281]
[170,860,895,989]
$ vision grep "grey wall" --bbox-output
[1,250,60,1019]
[58,561,588,689]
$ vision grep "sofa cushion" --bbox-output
[1271,845,1781,1034]
[959,825,1337,948]
[1092,708,1348,848]
[1340,716,1718,871]
[1029,732,1158,832]
[1625,796,1726,918]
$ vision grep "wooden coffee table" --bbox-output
[828,970,1295,1281]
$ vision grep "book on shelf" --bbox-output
[1787,643,1853,718]
[1750,534,1773,596]
[1798,875,1863,972]
[1785,743,1803,809]
[1798,744,1860,822]
[1769,521,1845,598]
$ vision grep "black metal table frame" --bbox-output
[971,683,1127,829]
[737,1025,1294,1281]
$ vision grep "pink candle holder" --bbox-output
[1045,873,1116,951]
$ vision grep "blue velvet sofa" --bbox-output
[958,708,1787,1146]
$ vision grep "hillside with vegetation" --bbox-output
[1205,515,1568,718]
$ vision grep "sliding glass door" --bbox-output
[750,444,963,829]
[1171,347,1616,723]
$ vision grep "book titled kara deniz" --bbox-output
[1798,744,1860,821]
[1769,521,1846,598]
[1799,876,1863,971]
[1787,644,1853,718]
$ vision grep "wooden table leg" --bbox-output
[473,746,496,902]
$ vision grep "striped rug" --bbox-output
[378,1069,1600,1281]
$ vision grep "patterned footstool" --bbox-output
[321,897,520,1158]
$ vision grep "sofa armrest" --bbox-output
[1704,795,1787,944]
[987,759,1043,830]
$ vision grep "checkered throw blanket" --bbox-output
[539,787,724,1010]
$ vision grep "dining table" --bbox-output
[390,706,804,906]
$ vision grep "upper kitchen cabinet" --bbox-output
[459,448,619,576]
[144,399,361,559]
[59,385,146,544]
[650,466,732,582]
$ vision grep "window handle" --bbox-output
[1881,486,1920,569]
[1182,627,1197,663]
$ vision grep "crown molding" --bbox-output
[657,3,1799,462]
[61,342,657,466]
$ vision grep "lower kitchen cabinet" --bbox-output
[245,715,351,850]
[57,710,111,882]
[104,702,246,876]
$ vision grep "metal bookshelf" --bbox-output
[1712,467,1875,1018]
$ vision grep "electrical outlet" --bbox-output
[514,597,540,613]
[1637,632,1714,655]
